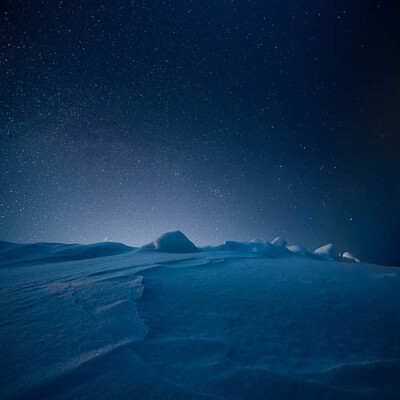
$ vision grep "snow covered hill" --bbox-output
[1,232,400,399]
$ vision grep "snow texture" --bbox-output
[1,233,399,400]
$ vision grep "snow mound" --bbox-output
[143,231,199,253]
[314,243,340,260]
[271,237,287,246]
[53,242,134,261]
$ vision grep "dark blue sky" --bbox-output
[1,0,399,265]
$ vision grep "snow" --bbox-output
[314,243,340,260]
[206,239,293,258]
[287,244,312,257]
[142,230,199,253]
[224,240,275,255]
[343,252,361,263]
[1,233,399,399]
[271,236,288,246]
[0,241,134,266]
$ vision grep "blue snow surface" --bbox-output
[1,232,400,400]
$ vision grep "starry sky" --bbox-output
[1,0,399,265]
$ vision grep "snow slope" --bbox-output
[1,233,400,399]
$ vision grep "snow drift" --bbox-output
[1,232,397,400]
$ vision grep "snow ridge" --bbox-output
[0,232,360,264]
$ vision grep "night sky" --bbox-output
[1,1,399,265]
